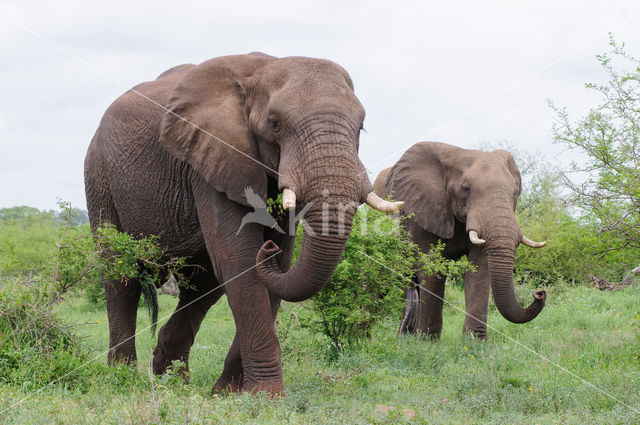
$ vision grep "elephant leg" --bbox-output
[212,227,287,394]
[152,263,223,378]
[462,246,490,340]
[217,261,283,395]
[193,184,284,396]
[416,274,446,338]
[212,293,281,395]
[104,277,141,365]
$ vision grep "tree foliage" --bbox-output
[550,35,640,254]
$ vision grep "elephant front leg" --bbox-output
[211,278,280,394]
[416,274,446,338]
[194,186,285,396]
[462,246,490,340]
[212,293,280,395]
[104,277,141,364]
[223,276,284,395]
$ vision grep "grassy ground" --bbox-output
[1,283,639,424]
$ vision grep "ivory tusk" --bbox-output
[365,192,405,213]
[521,235,546,248]
[469,230,486,245]
[282,188,296,210]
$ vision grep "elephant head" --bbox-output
[386,142,545,323]
[159,53,401,302]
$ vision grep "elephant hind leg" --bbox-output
[104,277,141,365]
[212,333,244,394]
[152,262,223,379]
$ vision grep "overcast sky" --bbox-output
[1,0,639,210]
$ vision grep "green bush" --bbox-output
[0,201,185,388]
[304,206,471,350]
[0,201,189,388]
[56,223,185,293]
[514,168,591,285]
[0,276,86,387]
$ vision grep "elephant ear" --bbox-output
[494,149,522,194]
[387,142,458,239]
[160,53,275,206]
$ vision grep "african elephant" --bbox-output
[84,52,402,395]
[374,142,546,340]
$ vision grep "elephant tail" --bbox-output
[140,274,159,336]
[398,278,419,336]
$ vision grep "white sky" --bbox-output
[1,0,639,210]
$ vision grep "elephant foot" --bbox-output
[242,379,285,398]
[151,346,190,383]
[107,347,137,366]
[425,332,441,340]
[211,373,244,395]
[416,328,441,340]
[462,327,487,341]
[212,374,284,398]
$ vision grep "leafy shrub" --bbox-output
[0,202,184,388]
[54,206,187,332]
[304,206,471,350]
[0,276,85,387]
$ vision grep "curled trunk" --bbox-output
[486,246,545,323]
[478,203,546,324]
[256,214,352,302]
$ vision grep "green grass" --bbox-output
[1,283,639,424]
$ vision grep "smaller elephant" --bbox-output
[374,142,546,340]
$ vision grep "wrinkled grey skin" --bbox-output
[85,53,373,395]
[374,142,545,340]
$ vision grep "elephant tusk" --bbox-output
[365,192,404,213]
[282,188,296,210]
[521,235,546,248]
[469,230,486,245]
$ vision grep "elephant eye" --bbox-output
[462,185,470,194]
[268,118,281,132]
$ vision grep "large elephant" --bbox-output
[84,52,402,395]
[374,142,546,340]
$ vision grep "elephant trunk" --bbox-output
[257,205,354,302]
[257,136,363,302]
[481,209,546,324]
